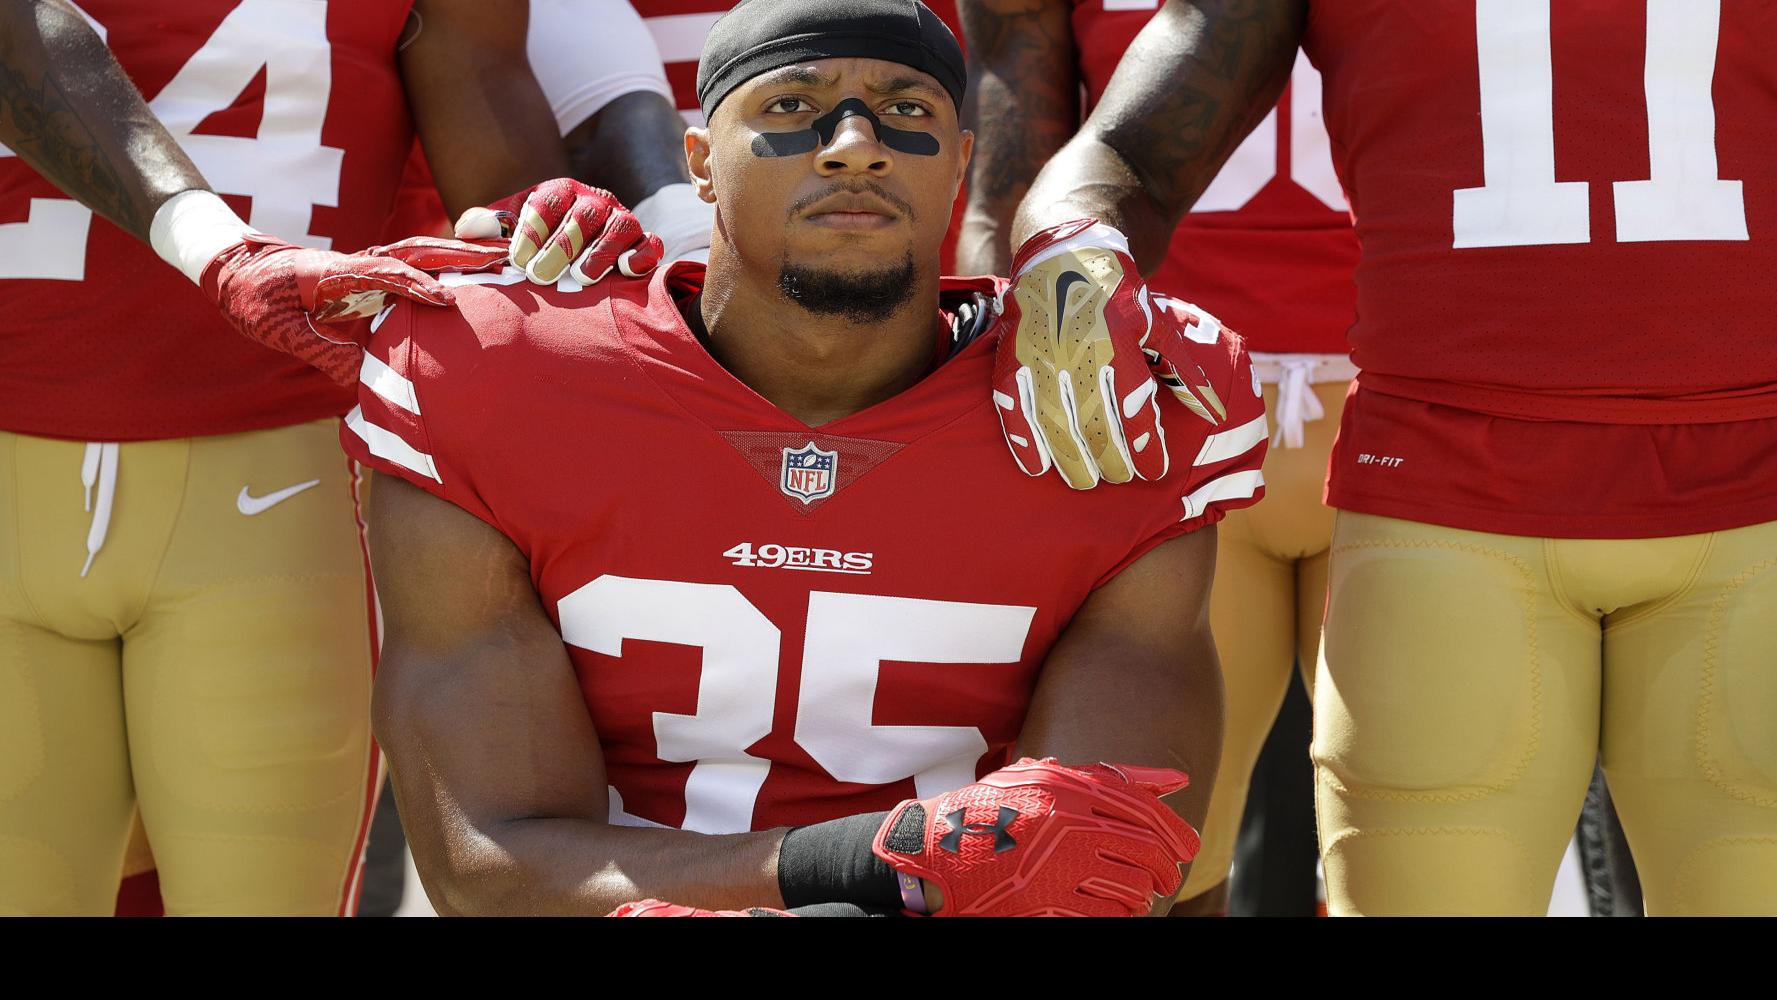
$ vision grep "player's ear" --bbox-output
[954,129,973,194]
[687,127,717,204]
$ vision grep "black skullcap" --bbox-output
[697,0,965,121]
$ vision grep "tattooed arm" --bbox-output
[1010,0,1304,272]
[955,0,1078,276]
[0,0,205,241]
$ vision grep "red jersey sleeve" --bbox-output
[1093,302,1268,585]
[1171,307,1269,534]
[339,294,502,530]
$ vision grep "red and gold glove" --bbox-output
[993,219,1236,489]
[871,757,1201,917]
[456,177,664,286]
[607,899,795,917]
[200,233,507,385]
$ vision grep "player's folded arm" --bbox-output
[1017,526,1226,862]
[369,475,792,917]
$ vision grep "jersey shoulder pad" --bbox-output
[1151,295,1268,526]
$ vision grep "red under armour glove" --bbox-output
[994,219,1233,490]
[456,177,664,286]
[872,757,1201,917]
[607,899,796,917]
[201,233,507,385]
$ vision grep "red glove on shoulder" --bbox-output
[607,899,795,917]
[993,219,1239,490]
[200,233,507,385]
[871,757,1200,917]
[456,178,664,286]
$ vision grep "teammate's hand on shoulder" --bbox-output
[994,219,1240,490]
[201,233,508,386]
[150,188,506,386]
[871,756,1201,917]
[455,177,664,286]
[994,219,1162,489]
[607,899,797,917]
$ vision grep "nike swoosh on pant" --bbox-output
[237,479,322,516]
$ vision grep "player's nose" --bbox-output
[817,113,891,176]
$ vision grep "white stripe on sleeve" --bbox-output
[1181,469,1264,520]
[359,353,421,416]
[1193,414,1268,467]
[345,406,442,484]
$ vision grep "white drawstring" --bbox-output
[80,442,118,578]
[1250,353,1359,450]
[1272,359,1324,450]
[82,442,100,511]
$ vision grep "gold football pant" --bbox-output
[1315,511,1777,915]
[1179,374,1347,902]
[0,420,379,915]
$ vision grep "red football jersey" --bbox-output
[1305,0,1777,537]
[1072,0,1357,355]
[341,263,1265,833]
[0,0,417,442]
[632,0,969,270]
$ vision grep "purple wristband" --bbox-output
[896,872,929,914]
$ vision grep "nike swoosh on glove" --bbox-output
[201,233,507,386]
[993,219,1233,490]
[871,757,1201,917]
[456,177,664,286]
[607,899,795,917]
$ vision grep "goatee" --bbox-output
[777,252,917,324]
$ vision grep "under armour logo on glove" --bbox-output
[939,807,1018,854]
[872,757,1200,917]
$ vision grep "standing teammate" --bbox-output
[995,0,1777,915]
[351,0,1265,916]
[957,0,1356,916]
[0,0,643,916]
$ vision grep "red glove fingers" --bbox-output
[502,177,590,281]
[492,178,659,286]
[976,758,1201,865]
[567,209,664,285]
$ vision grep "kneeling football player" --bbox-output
[344,0,1266,916]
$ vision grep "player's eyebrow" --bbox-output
[864,75,943,100]
[754,66,840,90]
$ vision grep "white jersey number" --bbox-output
[1453,0,1746,248]
[557,575,1037,834]
[0,0,342,281]
[1194,51,1346,214]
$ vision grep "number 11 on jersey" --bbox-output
[1453,0,1746,249]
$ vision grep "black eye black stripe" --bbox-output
[750,97,940,157]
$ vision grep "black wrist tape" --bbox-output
[776,810,902,909]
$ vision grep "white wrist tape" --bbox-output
[1015,220,1132,277]
[631,183,714,264]
[149,189,254,285]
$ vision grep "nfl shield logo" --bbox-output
[780,442,838,505]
